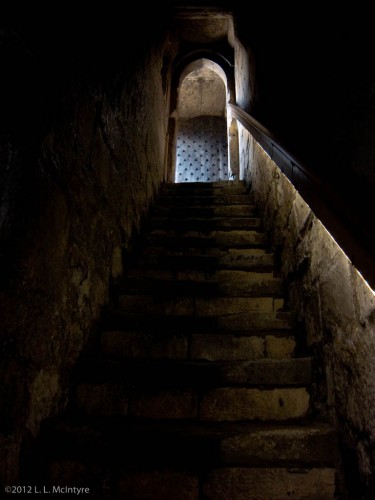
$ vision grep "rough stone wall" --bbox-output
[234,37,255,113]
[0,19,175,483]
[241,126,375,495]
[178,68,226,119]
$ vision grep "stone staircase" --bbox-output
[27,180,341,499]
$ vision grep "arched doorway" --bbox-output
[172,58,238,183]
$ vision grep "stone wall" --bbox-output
[0,20,175,483]
[178,67,226,119]
[239,125,375,495]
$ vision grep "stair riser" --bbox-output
[76,385,310,421]
[100,331,297,361]
[144,230,266,249]
[203,468,336,500]
[118,296,282,315]
[156,194,254,205]
[41,425,337,468]
[161,184,249,196]
[151,205,258,217]
[128,252,274,271]
[45,464,337,499]
[220,427,338,465]
[122,270,282,296]
[101,312,293,333]
[146,218,262,231]
[77,358,312,387]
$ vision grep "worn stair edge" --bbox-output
[73,358,312,387]
[160,180,249,192]
[39,464,337,500]
[154,194,255,206]
[145,217,263,231]
[36,417,339,468]
[74,384,311,422]
[202,467,337,499]
[99,330,298,361]
[99,310,294,333]
[150,205,259,218]
[119,268,285,292]
[126,252,275,272]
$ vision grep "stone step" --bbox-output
[155,193,254,206]
[44,463,337,499]
[34,418,338,497]
[75,384,310,421]
[100,310,294,334]
[150,204,258,218]
[145,216,262,231]
[100,330,297,361]
[75,358,312,387]
[120,270,283,297]
[161,180,250,195]
[117,295,283,316]
[202,467,337,499]
[131,248,274,271]
[143,229,267,248]
[38,418,338,469]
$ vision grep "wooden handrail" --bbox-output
[229,103,375,290]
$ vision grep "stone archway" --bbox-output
[173,58,238,183]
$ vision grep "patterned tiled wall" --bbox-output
[175,116,231,183]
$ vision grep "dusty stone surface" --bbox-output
[195,296,276,314]
[191,334,265,361]
[200,387,310,421]
[203,467,336,499]
[265,335,296,358]
[220,424,338,464]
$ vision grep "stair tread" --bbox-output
[128,250,274,273]
[142,231,267,250]
[39,416,339,467]
[101,309,293,328]
[150,206,259,218]
[74,357,312,387]
[118,276,283,299]
[100,329,299,362]
[145,217,262,231]
[155,194,254,204]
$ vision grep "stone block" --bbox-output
[200,387,310,421]
[191,334,265,361]
[216,312,292,331]
[195,297,275,316]
[203,467,336,499]
[220,424,338,464]
[220,358,312,386]
[265,335,296,358]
